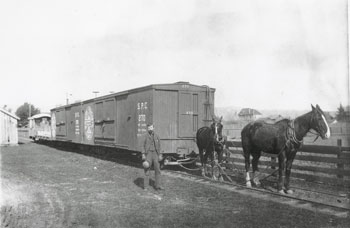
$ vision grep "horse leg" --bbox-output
[243,151,252,187]
[218,150,224,182]
[216,146,224,181]
[271,157,277,177]
[251,152,261,187]
[210,151,217,180]
[199,149,206,177]
[277,151,286,194]
[203,149,210,176]
[285,151,297,194]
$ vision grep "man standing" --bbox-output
[142,123,164,191]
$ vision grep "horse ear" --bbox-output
[212,117,216,122]
[311,104,315,110]
[316,104,320,110]
[220,116,223,122]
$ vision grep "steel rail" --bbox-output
[163,168,350,212]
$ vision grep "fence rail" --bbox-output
[18,128,29,138]
[224,140,350,187]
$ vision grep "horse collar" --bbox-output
[288,120,303,148]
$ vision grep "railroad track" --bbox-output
[162,166,350,216]
[39,142,350,216]
[109,150,350,214]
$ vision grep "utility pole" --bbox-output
[28,103,31,118]
[93,91,99,98]
[348,1,350,108]
[66,93,72,105]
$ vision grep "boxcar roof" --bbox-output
[28,113,51,120]
[51,82,215,111]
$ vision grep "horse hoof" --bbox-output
[253,180,261,187]
[285,189,294,194]
[201,170,206,177]
[246,181,252,188]
[278,190,285,195]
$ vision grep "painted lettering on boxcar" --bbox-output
[75,112,80,135]
[137,101,148,137]
[84,106,94,140]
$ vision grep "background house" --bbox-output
[238,108,262,121]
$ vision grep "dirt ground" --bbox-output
[1,142,349,228]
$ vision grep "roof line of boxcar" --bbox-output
[51,82,215,111]
[28,113,51,120]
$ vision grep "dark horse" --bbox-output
[241,104,330,194]
[196,117,225,180]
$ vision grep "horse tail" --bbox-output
[241,123,253,172]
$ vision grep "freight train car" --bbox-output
[50,82,215,164]
[28,113,51,141]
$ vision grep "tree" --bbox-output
[335,103,347,121]
[15,102,40,125]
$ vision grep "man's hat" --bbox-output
[146,123,153,128]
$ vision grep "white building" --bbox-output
[0,108,20,146]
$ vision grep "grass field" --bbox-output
[1,142,349,227]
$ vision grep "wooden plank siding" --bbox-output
[0,109,19,146]
[224,141,350,186]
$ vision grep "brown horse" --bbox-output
[196,117,225,180]
[241,104,330,194]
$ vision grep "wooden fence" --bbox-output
[224,140,350,187]
[18,128,29,138]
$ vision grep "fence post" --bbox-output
[337,139,343,180]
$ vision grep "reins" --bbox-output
[307,130,320,142]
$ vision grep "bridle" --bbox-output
[212,122,225,146]
[308,109,328,142]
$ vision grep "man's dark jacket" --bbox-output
[142,132,161,155]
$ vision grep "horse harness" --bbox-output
[270,119,303,161]
[285,119,303,152]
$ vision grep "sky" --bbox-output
[0,0,349,113]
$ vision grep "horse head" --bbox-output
[310,104,331,139]
[211,116,223,143]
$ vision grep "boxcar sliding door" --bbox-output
[103,99,116,142]
[94,99,116,145]
[55,109,66,138]
[178,92,199,137]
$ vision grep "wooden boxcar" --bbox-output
[50,82,215,161]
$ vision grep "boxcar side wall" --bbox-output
[50,83,215,156]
